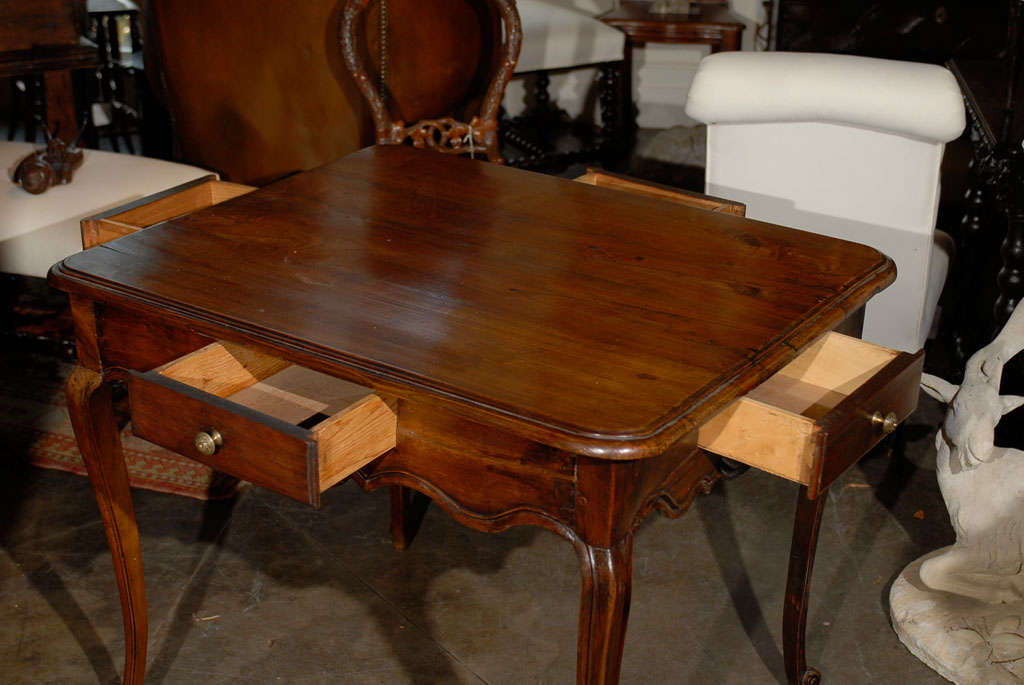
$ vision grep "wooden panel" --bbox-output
[0,0,85,51]
[359,400,576,523]
[143,341,398,499]
[130,372,315,504]
[96,305,213,371]
[810,348,924,497]
[109,181,252,228]
[575,169,746,216]
[158,341,289,397]
[697,396,818,484]
[144,0,371,184]
[314,394,397,490]
[697,333,919,485]
[763,333,898,397]
[81,177,255,249]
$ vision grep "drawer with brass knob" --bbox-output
[129,341,397,507]
[697,332,923,498]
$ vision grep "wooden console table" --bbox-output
[50,145,921,684]
[600,1,745,129]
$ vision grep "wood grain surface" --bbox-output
[52,145,894,459]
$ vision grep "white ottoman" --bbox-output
[1,142,210,279]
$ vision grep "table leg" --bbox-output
[783,485,826,685]
[66,366,147,685]
[389,484,429,550]
[575,534,633,685]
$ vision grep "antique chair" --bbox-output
[685,52,966,352]
[504,0,627,169]
[339,0,522,163]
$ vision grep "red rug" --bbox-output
[4,356,240,501]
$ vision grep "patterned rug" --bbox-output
[1,342,240,500]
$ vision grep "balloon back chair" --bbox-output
[340,0,522,163]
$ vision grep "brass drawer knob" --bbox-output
[871,411,899,435]
[194,429,224,456]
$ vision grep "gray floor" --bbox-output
[0,347,955,685]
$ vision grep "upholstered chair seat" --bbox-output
[514,0,624,74]
[685,52,966,353]
[1,142,209,278]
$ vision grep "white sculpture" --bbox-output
[891,304,1024,683]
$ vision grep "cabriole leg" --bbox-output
[783,485,826,685]
[575,534,634,685]
[66,366,147,684]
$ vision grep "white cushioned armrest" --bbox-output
[515,0,624,73]
[685,52,966,143]
[1,142,210,278]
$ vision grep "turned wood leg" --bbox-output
[66,367,147,684]
[783,485,826,685]
[43,69,79,141]
[575,534,634,685]
[389,485,429,551]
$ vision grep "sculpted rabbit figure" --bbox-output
[918,304,1024,604]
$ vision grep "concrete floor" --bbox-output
[0,341,956,685]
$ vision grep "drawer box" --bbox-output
[129,342,397,506]
[81,175,255,249]
[697,333,923,498]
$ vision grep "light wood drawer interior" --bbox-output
[81,176,255,249]
[697,332,921,491]
[132,341,396,505]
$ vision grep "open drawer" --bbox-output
[129,342,397,507]
[697,333,923,498]
[81,175,256,249]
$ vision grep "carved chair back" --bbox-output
[340,0,522,163]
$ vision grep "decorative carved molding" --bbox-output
[385,115,497,158]
[353,467,577,541]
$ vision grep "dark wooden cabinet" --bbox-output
[775,0,1006,62]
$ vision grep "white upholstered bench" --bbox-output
[1,142,209,279]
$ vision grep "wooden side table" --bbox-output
[600,1,745,129]
[51,145,923,685]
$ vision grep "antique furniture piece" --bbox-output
[600,0,744,129]
[339,0,521,163]
[502,0,628,169]
[142,0,371,185]
[53,145,922,684]
[686,51,966,353]
[0,0,98,143]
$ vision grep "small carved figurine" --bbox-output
[12,125,85,195]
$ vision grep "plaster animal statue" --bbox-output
[12,122,85,195]
[918,303,1024,604]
